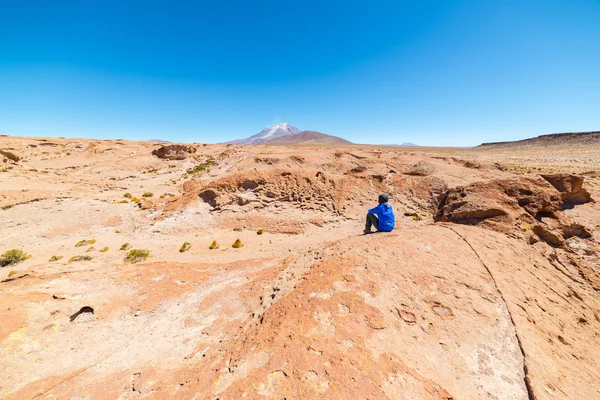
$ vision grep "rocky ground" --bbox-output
[1,136,599,399]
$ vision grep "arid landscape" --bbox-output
[1,133,600,399]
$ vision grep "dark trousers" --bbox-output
[365,213,379,231]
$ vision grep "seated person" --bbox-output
[364,194,395,234]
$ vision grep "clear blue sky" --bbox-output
[1,0,599,146]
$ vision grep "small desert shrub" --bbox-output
[209,240,219,250]
[118,199,129,204]
[233,227,243,232]
[180,242,191,252]
[125,249,149,264]
[0,249,31,267]
[523,225,531,231]
[8,270,16,277]
[75,239,96,247]
[68,255,92,263]
[86,246,95,252]
[1,204,14,210]
[49,255,63,262]
[123,193,132,199]
[115,230,121,233]
[257,229,264,235]
[120,243,131,251]
[99,247,109,252]
[142,192,153,197]
[232,239,243,248]
[131,197,141,203]
[411,215,421,221]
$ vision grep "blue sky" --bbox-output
[1,0,599,146]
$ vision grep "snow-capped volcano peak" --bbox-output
[228,123,301,145]
[259,123,299,139]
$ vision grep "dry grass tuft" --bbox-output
[1,204,15,210]
[125,249,149,264]
[142,192,153,198]
[180,242,191,252]
[120,243,131,251]
[99,247,109,252]
[257,229,264,235]
[68,255,92,263]
[232,239,243,248]
[209,240,219,250]
[75,239,96,247]
[49,255,63,262]
[0,249,31,267]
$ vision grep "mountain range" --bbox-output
[227,123,352,145]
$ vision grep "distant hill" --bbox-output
[477,131,600,149]
[265,130,352,145]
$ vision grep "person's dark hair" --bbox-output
[378,194,389,204]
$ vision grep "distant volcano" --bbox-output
[227,123,301,145]
[265,130,352,145]
[228,123,352,146]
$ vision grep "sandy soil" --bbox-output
[1,136,599,399]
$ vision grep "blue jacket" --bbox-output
[369,203,395,232]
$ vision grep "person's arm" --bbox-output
[368,204,381,215]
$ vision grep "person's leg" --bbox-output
[364,213,379,233]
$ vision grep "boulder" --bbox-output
[541,174,593,206]
[0,150,20,162]
[152,144,197,160]
[405,160,435,176]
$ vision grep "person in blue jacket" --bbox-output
[364,194,395,234]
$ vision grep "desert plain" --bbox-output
[1,135,600,399]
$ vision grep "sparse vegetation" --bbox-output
[131,197,141,203]
[232,239,243,248]
[123,193,132,199]
[0,249,31,267]
[233,227,243,232]
[86,246,95,252]
[8,270,16,277]
[257,229,264,235]
[209,240,219,250]
[142,192,153,197]
[118,199,129,203]
[125,249,149,264]
[75,239,96,247]
[68,255,92,263]
[180,242,191,252]
[186,156,214,175]
[523,225,531,231]
[99,247,109,252]
[49,255,63,262]
[120,243,131,251]
[115,230,121,233]
[1,204,15,210]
